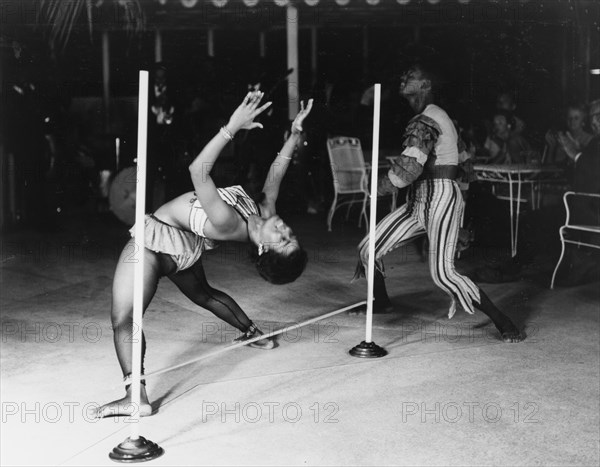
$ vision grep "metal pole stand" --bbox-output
[109,436,164,463]
[349,340,388,358]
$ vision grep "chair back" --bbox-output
[326,136,367,194]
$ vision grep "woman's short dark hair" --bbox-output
[493,109,516,129]
[249,246,308,285]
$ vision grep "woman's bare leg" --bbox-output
[95,239,175,418]
[169,260,274,349]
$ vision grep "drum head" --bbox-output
[109,167,137,226]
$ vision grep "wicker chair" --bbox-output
[326,136,395,232]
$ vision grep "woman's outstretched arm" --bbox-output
[261,99,313,212]
[188,91,271,231]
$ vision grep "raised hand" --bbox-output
[557,131,579,160]
[227,91,272,134]
[291,99,314,135]
[544,130,557,147]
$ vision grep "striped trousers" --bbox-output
[357,178,480,318]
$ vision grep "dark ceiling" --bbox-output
[3,0,599,32]
[143,0,600,30]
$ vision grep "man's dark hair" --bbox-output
[408,61,442,95]
[249,246,308,285]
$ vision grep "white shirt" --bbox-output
[421,104,459,165]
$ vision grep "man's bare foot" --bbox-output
[94,386,153,418]
[497,321,525,343]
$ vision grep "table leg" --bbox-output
[515,174,522,257]
[508,174,516,257]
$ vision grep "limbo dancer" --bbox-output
[354,63,524,343]
[96,91,312,418]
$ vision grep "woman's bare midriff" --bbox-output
[152,191,197,230]
[153,191,249,242]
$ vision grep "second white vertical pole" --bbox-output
[286,4,299,121]
[130,70,149,440]
[365,83,381,344]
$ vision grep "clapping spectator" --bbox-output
[474,99,600,286]
[482,110,531,164]
[544,103,594,166]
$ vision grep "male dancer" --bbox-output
[355,63,524,343]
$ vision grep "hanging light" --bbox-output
[211,0,228,7]
[181,0,198,7]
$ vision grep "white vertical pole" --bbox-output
[155,29,163,63]
[115,137,120,171]
[8,152,16,223]
[365,84,381,344]
[259,30,266,58]
[310,26,317,88]
[362,26,368,81]
[286,4,299,121]
[413,25,421,43]
[130,70,149,440]
[208,28,215,57]
[102,30,110,132]
[584,26,591,101]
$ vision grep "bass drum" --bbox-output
[108,167,137,226]
[108,167,166,226]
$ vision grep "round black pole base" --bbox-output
[349,341,387,358]
[109,436,164,463]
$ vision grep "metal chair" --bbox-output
[326,136,395,232]
[550,191,600,289]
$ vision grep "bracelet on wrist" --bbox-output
[220,126,234,141]
[278,152,292,160]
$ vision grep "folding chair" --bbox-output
[550,191,600,289]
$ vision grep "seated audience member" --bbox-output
[475,99,600,286]
[482,110,531,164]
[496,91,526,135]
[544,103,594,166]
[453,119,477,195]
[557,99,600,224]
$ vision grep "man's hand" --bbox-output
[291,99,314,135]
[226,91,272,134]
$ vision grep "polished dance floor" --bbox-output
[1,211,598,466]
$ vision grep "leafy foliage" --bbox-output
[37,0,145,50]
